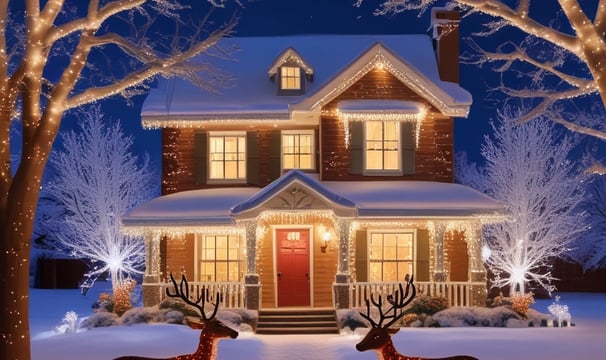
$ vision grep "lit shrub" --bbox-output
[511,292,535,317]
[114,279,137,316]
[92,292,114,313]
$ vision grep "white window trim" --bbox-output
[281,129,315,172]
[367,229,417,282]
[207,131,247,184]
[362,120,403,176]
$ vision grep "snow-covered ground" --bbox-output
[30,281,606,360]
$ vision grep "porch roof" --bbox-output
[122,171,504,229]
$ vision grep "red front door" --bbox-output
[276,229,310,307]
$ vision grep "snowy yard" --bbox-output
[30,282,606,360]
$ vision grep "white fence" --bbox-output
[346,281,483,308]
[159,281,245,309]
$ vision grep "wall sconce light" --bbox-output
[321,231,331,253]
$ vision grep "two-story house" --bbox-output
[122,8,503,314]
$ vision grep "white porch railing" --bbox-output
[345,281,484,308]
[159,281,245,309]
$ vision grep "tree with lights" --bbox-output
[0,1,238,358]
[568,175,606,272]
[356,0,606,140]
[456,109,587,295]
[43,106,157,294]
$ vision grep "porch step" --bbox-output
[256,308,340,335]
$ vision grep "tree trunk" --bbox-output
[0,125,56,360]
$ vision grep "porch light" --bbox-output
[321,231,331,253]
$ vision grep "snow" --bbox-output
[124,170,504,227]
[141,35,472,122]
[30,282,606,360]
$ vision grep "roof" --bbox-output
[141,34,472,127]
[122,171,504,229]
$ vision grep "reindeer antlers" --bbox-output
[359,274,416,328]
[166,273,220,321]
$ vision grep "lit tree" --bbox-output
[43,106,157,294]
[0,1,238,358]
[356,0,606,140]
[456,109,587,295]
[568,175,606,271]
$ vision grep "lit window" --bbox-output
[282,131,314,170]
[281,66,301,90]
[365,121,400,172]
[369,232,414,282]
[198,235,242,282]
[209,132,246,180]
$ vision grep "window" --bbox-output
[368,231,414,282]
[209,132,246,180]
[282,130,314,170]
[281,66,301,90]
[198,235,243,282]
[365,121,400,172]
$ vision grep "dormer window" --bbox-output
[268,47,313,96]
[281,66,301,90]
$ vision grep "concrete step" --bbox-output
[256,308,339,335]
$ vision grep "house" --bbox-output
[122,8,504,311]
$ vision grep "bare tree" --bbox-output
[355,0,606,140]
[568,175,606,272]
[43,106,157,294]
[0,1,238,358]
[457,109,587,295]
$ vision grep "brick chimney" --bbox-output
[431,6,461,83]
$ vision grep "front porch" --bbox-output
[143,279,487,310]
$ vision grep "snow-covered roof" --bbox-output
[141,35,472,127]
[121,187,260,226]
[122,171,503,228]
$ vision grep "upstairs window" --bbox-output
[280,66,301,90]
[282,130,314,170]
[365,121,401,173]
[209,132,246,181]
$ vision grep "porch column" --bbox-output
[431,221,447,282]
[334,218,352,309]
[243,220,260,310]
[466,222,487,306]
[142,233,162,306]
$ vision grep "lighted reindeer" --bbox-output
[114,273,238,360]
[356,275,478,360]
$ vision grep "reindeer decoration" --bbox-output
[114,273,238,360]
[356,275,478,360]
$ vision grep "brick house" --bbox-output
[123,8,503,312]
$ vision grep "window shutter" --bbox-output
[193,132,207,185]
[355,229,368,282]
[349,122,363,175]
[416,229,430,282]
[401,122,416,174]
[246,132,260,185]
[269,130,282,181]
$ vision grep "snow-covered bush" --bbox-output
[432,306,551,328]
[92,292,114,313]
[407,295,449,315]
[336,309,368,333]
[81,311,120,328]
[158,298,199,317]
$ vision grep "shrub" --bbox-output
[408,295,449,315]
[336,309,367,332]
[81,311,120,328]
[159,298,199,317]
[114,279,137,316]
[511,292,535,317]
[92,292,114,313]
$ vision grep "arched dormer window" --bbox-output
[268,47,313,96]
